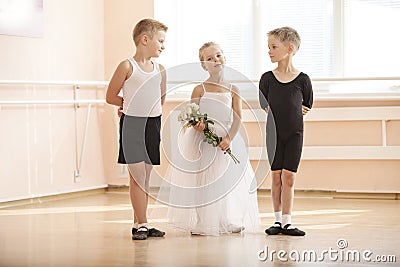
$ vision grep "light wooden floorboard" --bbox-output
[0,191,399,266]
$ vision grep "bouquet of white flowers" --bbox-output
[178,103,240,164]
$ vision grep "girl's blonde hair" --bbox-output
[268,26,301,54]
[198,42,223,61]
[132,18,168,46]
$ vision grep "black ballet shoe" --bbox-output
[265,222,282,235]
[281,224,305,236]
[132,227,165,237]
[148,227,165,237]
[132,226,149,240]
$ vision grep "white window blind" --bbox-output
[155,0,400,83]
[259,0,334,78]
[343,0,400,77]
[154,0,253,78]
[155,0,334,80]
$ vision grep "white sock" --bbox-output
[134,223,138,229]
[274,211,282,224]
[138,223,148,229]
[282,214,291,227]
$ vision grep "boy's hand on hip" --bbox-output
[302,105,310,116]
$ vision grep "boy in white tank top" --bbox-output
[106,18,168,240]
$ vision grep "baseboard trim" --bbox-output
[106,186,400,200]
[258,189,399,200]
[1,185,398,209]
[0,184,108,208]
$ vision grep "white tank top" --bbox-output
[122,58,162,117]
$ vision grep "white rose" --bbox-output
[192,103,200,112]
[186,106,192,115]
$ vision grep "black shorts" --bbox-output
[118,114,161,165]
[267,132,303,173]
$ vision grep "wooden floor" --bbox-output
[0,190,399,267]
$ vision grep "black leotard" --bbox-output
[259,71,313,139]
[259,71,313,172]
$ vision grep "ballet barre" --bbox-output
[243,106,400,160]
[0,80,108,184]
[0,99,105,105]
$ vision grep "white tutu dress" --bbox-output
[158,84,260,236]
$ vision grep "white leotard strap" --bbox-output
[201,82,206,93]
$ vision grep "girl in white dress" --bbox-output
[162,42,260,236]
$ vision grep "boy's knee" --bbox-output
[281,169,296,187]
[271,172,282,188]
[282,178,295,188]
[271,176,281,186]
[130,175,146,188]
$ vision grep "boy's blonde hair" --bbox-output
[268,26,301,54]
[132,18,168,46]
[199,42,223,61]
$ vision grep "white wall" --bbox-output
[0,0,106,201]
[0,0,156,202]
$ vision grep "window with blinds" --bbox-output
[154,0,253,78]
[258,0,334,78]
[155,0,334,80]
[155,0,400,82]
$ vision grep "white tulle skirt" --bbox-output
[157,123,261,236]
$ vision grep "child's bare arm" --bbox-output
[160,64,166,106]
[106,60,130,107]
[219,85,242,151]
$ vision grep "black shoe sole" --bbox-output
[281,228,305,236]
[132,233,148,240]
[265,227,282,235]
[132,228,165,237]
[149,229,165,237]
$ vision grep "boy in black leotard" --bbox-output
[259,27,313,236]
